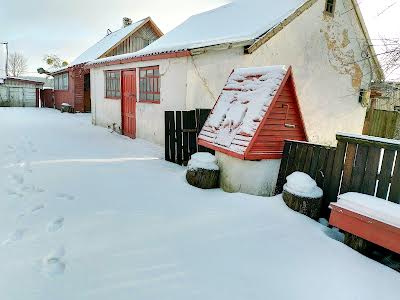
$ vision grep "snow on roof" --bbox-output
[71,18,149,66]
[336,192,400,229]
[89,0,308,66]
[198,65,288,155]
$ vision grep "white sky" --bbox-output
[0,0,399,77]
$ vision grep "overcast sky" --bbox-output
[0,0,399,76]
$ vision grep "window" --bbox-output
[54,73,68,90]
[105,71,121,98]
[139,66,160,103]
[325,0,336,15]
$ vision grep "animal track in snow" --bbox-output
[56,193,75,201]
[41,247,66,276]
[47,217,64,232]
[2,229,27,245]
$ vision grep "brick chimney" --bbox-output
[123,17,132,28]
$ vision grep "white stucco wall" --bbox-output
[90,57,189,145]
[185,0,379,145]
[91,0,379,148]
[216,152,281,196]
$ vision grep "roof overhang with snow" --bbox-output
[198,65,308,160]
[87,0,312,68]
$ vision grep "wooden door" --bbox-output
[121,70,137,139]
[84,74,91,112]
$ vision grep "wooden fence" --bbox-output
[276,133,400,217]
[165,109,213,165]
[363,109,400,139]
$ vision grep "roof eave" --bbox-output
[350,0,385,81]
[246,0,318,54]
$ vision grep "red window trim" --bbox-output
[139,66,160,104]
[105,70,121,100]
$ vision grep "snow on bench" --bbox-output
[334,192,400,229]
[329,192,400,254]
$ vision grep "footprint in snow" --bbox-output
[47,217,64,232]
[22,185,45,193]
[56,193,75,201]
[32,204,45,213]
[9,174,24,185]
[6,188,24,198]
[2,229,27,245]
[41,247,66,276]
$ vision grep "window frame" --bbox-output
[54,73,69,91]
[104,70,121,99]
[324,0,336,16]
[139,66,161,104]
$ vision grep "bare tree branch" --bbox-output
[8,52,28,77]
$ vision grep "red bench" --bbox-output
[329,193,400,254]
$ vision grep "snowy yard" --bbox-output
[0,108,399,300]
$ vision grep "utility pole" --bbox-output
[0,42,8,77]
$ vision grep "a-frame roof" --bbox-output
[198,65,307,160]
[71,17,162,66]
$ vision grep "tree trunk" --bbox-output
[186,168,219,189]
[282,190,322,220]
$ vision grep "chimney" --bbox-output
[123,17,132,28]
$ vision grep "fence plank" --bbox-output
[322,148,337,217]
[327,141,346,203]
[362,147,381,195]
[309,146,321,179]
[286,143,298,176]
[188,110,197,156]
[376,149,396,199]
[315,147,328,188]
[295,143,307,171]
[275,141,292,194]
[340,143,357,194]
[182,111,191,164]
[389,153,400,203]
[176,111,183,165]
[169,112,176,163]
[303,146,314,174]
[164,111,173,162]
[350,145,368,192]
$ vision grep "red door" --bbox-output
[121,70,137,139]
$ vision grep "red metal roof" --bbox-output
[198,65,307,160]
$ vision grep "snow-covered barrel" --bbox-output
[282,172,323,220]
[197,66,307,196]
[186,153,220,189]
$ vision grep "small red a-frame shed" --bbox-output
[198,65,307,160]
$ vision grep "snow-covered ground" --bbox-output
[0,108,398,300]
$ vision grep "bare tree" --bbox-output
[380,37,400,80]
[43,54,68,69]
[8,52,28,77]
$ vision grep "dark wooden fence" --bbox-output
[165,109,213,165]
[363,109,400,139]
[276,133,400,217]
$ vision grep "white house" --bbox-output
[87,0,383,147]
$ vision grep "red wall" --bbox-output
[53,66,88,112]
[247,76,307,159]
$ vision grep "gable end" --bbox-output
[245,69,308,160]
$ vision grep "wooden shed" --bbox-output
[198,65,307,196]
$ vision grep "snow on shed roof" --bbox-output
[198,65,289,156]
[89,0,308,66]
[71,18,149,66]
